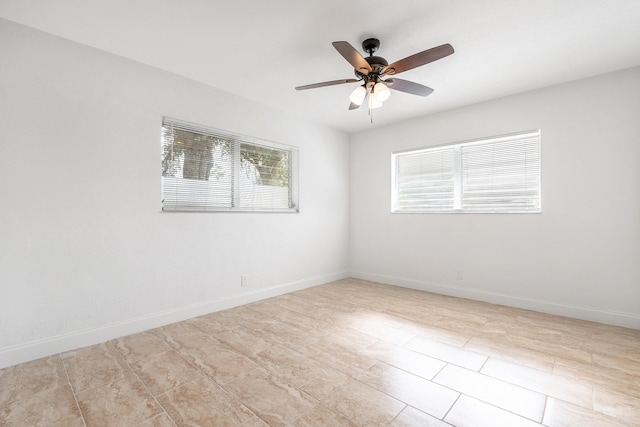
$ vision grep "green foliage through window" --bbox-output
[161,118,298,212]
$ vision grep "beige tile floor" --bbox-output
[2,278,640,426]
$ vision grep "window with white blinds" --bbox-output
[392,146,456,212]
[161,117,299,212]
[392,130,541,213]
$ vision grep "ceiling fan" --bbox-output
[295,38,454,110]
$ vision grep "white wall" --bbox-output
[350,67,640,328]
[0,19,350,368]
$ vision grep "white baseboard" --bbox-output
[350,271,640,330]
[0,272,349,370]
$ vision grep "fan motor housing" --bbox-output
[355,55,388,78]
[366,56,388,67]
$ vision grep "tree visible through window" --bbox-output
[161,118,298,212]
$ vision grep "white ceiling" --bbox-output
[2,0,640,133]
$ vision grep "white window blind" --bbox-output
[392,130,541,213]
[161,117,298,212]
[393,147,456,211]
[462,133,540,212]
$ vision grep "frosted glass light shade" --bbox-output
[373,82,390,102]
[349,85,367,105]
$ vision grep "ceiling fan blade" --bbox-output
[332,41,372,74]
[385,78,434,96]
[383,43,454,75]
[349,102,361,110]
[295,78,359,90]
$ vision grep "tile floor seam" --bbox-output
[160,368,267,426]
[432,360,450,381]
[459,394,547,425]
[466,363,550,397]
[60,352,88,427]
[400,343,487,373]
[171,330,263,384]
[160,345,209,386]
[136,413,175,427]
[287,404,315,426]
[539,395,549,426]
[120,353,179,427]
[482,357,598,412]
[254,352,328,391]
[386,405,406,426]
[225,368,322,426]
[373,358,438,382]
[441,392,463,423]
[353,366,458,420]
[291,401,365,427]
[242,367,320,422]
[477,353,490,372]
[117,332,261,425]
[437,364,550,423]
[177,353,267,423]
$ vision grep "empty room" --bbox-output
[1,1,639,426]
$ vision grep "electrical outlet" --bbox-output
[455,269,463,280]
[241,274,249,287]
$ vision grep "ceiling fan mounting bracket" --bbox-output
[362,38,380,56]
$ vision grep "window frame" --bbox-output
[161,117,299,213]
[391,130,541,214]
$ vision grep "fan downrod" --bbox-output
[355,38,387,78]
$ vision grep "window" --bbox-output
[392,130,541,213]
[161,117,299,212]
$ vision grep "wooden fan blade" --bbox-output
[295,78,359,90]
[332,41,372,74]
[383,43,454,75]
[385,78,434,96]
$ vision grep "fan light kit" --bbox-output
[296,37,454,117]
